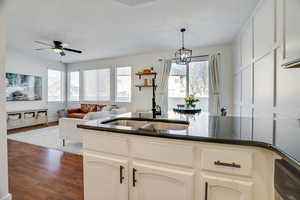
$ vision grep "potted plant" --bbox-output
[184,94,199,108]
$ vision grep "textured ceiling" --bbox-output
[113,0,157,6]
[5,0,259,63]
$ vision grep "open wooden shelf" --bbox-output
[135,85,157,91]
[136,72,157,79]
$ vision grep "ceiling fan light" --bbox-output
[53,48,63,53]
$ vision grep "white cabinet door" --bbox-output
[253,52,274,109]
[84,154,128,200]
[233,74,241,105]
[253,0,275,59]
[282,0,300,65]
[202,175,253,200]
[241,67,252,106]
[241,24,253,67]
[131,162,194,200]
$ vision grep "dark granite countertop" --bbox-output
[77,112,300,170]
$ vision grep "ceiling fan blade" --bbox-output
[63,48,82,54]
[60,51,66,56]
[34,41,53,47]
[35,48,51,51]
[62,43,69,48]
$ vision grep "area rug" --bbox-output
[7,126,83,155]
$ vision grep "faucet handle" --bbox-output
[156,105,161,111]
[155,105,162,115]
[221,106,227,116]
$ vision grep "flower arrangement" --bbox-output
[184,94,199,107]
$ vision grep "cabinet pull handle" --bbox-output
[120,166,125,184]
[214,160,241,168]
[133,168,137,187]
[205,182,208,200]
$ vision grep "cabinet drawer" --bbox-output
[201,149,253,176]
[83,131,128,156]
[131,140,194,167]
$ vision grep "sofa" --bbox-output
[59,106,127,146]
[67,104,106,119]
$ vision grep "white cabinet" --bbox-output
[282,0,300,66]
[233,74,242,105]
[277,49,300,113]
[84,154,194,200]
[81,130,274,200]
[131,162,194,200]
[252,111,274,144]
[240,107,253,140]
[84,154,129,200]
[201,149,253,177]
[241,67,252,106]
[253,0,275,59]
[253,52,274,109]
[202,175,253,200]
[241,24,253,67]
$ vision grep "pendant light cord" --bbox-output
[181,29,185,49]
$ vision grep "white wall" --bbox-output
[6,50,66,122]
[67,43,234,114]
[233,0,300,142]
[0,1,10,199]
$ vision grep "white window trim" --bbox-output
[67,70,80,103]
[82,68,111,102]
[170,56,209,98]
[115,65,132,103]
[47,68,65,103]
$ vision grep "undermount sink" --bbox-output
[106,120,148,128]
[140,122,189,131]
[104,119,189,131]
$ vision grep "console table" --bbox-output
[7,109,48,130]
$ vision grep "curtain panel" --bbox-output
[157,59,172,114]
[208,54,221,115]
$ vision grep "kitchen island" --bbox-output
[78,112,300,200]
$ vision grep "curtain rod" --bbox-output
[158,53,220,62]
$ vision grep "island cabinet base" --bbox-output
[81,129,278,200]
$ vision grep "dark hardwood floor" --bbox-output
[8,129,84,200]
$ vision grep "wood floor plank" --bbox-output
[8,139,84,200]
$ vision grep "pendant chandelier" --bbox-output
[175,28,192,65]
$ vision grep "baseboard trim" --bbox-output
[0,194,12,200]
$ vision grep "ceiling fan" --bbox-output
[34,40,82,56]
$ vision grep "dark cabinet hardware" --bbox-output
[205,182,208,200]
[120,166,125,184]
[214,160,241,168]
[133,168,137,187]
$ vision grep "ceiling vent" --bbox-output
[113,0,156,6]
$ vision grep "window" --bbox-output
[83,68,110,101]
[168,60,209,110]
[48,69,64,102]
[189,61,209,98]
[68,71,80,102]
[116,66,131,102]
[168,63,187,98]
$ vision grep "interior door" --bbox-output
[131,162,194,200]
[202,175,253,200]
[84,153,128,200]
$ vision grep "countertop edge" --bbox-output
[77,123,300,171]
